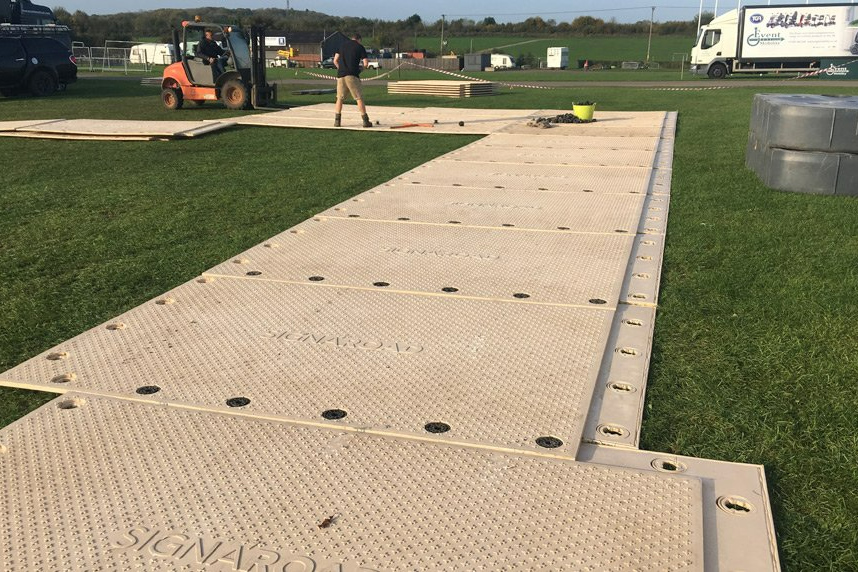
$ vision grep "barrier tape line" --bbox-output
[401,60,556,90]
[299,63,405,82]
[298,60,555,90]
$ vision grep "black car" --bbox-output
[0,36,77,97]
[318,56,336,69]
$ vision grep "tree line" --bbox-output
[53,6,713,49]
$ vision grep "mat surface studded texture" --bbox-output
[0,394,706,571]
[203,217,636,306]
[0,278,615,457]
[321,182,648,232]
[398,161,655,194]
[443,145,656,168]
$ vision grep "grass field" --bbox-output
[415,34,696,64]
[2,78,858,570]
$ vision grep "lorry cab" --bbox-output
[690,9,738,79]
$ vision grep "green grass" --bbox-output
[416,34,696,63]
[2,78,858,570]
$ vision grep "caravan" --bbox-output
[129,43,174,65]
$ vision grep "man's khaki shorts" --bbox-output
[336,75,364,102]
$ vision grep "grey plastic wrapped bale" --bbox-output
[750,94,858,154]
[748,94,858,196]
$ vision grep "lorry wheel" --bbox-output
[29,70,57,97]
[161,87,183,110]
[221,79,249,110]
[708,63,728,79]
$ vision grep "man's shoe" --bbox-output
[334,114,341,127]
[362,114,372,128]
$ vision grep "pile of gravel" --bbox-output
[527,113,596,128]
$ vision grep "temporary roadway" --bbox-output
[0,104,781,571]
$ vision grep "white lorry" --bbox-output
[546,47,569,69]
[691,3,858,78]
[129,43,174,65]
[490,53,515,69]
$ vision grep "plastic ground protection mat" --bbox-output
[319,182,649,233]
[0,119,236,139]
[442,142,657,168]
[0,394,714,571]
[580,127,674,449]
[577,443,781,571]
[0,277,618,458]
[203,217,636,307]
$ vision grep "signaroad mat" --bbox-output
[0,105,781,570]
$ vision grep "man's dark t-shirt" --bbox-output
[198,37,224,59]
[336,39,367,78]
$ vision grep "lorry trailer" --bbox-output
[691,3,858,78]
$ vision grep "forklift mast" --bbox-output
[249,25,277,108]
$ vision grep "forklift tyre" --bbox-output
[162,87,184,110]
[221,78,250,110]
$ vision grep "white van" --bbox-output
[129,43,174,65]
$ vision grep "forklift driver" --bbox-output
[198,29,228,78]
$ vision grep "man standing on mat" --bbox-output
[333,33,372,128]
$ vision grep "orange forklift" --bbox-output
[161,20,276,110]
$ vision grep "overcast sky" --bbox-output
[54,1,839,23]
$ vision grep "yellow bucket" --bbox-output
[573,103,596,121]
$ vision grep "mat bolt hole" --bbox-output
[717,496,754,515]
[46,352,69,361]
[557,226,570,230]
[373,282,390,287]
[502,223,515,227]
[651,458,688,473]
[536,436,564,449]
[425,422,451,434]
[589,298,607,305]
[608,381,637,393]
[136,385,161,395]
[308,276,325,282]
[441,286,459,293]
[57,398,85,410]
[513,293,530,299]
[246,271,262,276]
[50,373,76,384]
[322,409,347,420]
[598,424,629,437]
[348,214,360,218]
[106,322,126,330]
[448,220,461,224]
[226,397,251,408]
[397,217,410,221]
